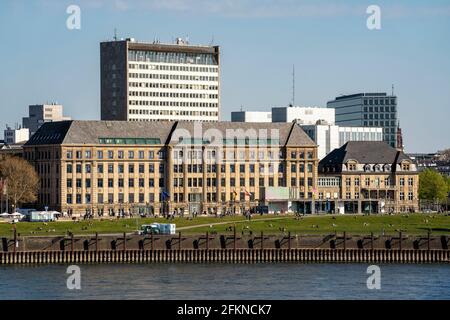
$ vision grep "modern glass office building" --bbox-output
[327,93,398,148]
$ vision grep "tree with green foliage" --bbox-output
[419,169,448,202]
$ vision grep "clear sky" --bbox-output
[0,0,449,153]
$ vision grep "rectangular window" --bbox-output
[291,164,297,173]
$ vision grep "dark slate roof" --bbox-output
[319,141,411,165]
[25,121,175,146]
[25,121,72,146]
[25,120,316,147]
[170,121,316,146]
[62,121,175,145]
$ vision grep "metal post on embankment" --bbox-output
[1,231,449,265]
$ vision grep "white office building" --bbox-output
[272,106,335,125]
[22,103,71,136]
[101,37,220,122]
[3,126,29,144]
[231,111,272,123]
[301,124,383,159]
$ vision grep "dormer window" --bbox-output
[374,164,381,172]
[402,163,410,171]
[384,164,391,172]
[364,164,371,172]
[348,163,356,171]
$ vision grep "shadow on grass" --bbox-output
[417,227,450,233]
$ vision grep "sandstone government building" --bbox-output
[22,120,419,217]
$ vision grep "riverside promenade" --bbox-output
[1,230,449,265]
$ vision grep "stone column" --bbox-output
[216,147,221,214]
[183,147,189,214]
[202,146,207,214]
[167,145,174,214]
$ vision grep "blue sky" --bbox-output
[0,0,449,152]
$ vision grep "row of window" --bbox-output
[344,177,414,186]
[129,100,219,108]
[66,150,165,160]
[67,163,165,174]
[128,50,218,66]
[363,99,396,106]
[339,191,414,201]
[67,178,164,189]
[363,121,396,129]
[129,63,218,73]
[129,82,218,90]
[65,161,315,176]
[363,114,396,120]
[129,91,219,100]
[172,177,314,188]
[67,192,162,205]
[129,73,219,82]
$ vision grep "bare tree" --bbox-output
[440,148,450,162]
[0,156,39,211]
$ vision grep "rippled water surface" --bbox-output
[0,263,449,300]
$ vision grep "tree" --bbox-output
[419,169,448,202]
[439,148,450,161]
[0,156,39,211]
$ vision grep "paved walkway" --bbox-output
[177,216,290,231]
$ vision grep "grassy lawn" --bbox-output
[0,213,449,237]
[188,214,450,236]
[0,215,268,237]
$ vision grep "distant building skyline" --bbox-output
[22,104,71,137]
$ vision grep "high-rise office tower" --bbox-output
[100,37,220,122]
[327,93,398,148]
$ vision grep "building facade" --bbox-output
[272,106,335,125]
[301,124,383,159]
[22,104,71,137]
[23,120,318,216]
[318,141,419,214]
[3,126,29,144]
[327,93,398,148]
[231,111,272,123]
[101,38,220,122]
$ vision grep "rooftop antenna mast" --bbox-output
[113,28,118,41]
[391,84,395,96]
[292,64,296,107]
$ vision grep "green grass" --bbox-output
[188,214,450,236]
[0,213,449,237]
[0,215,267,237]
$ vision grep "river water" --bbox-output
[0,263,449,300]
